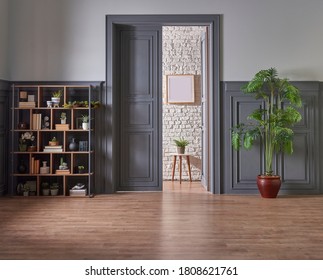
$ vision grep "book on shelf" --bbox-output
[32,113,42,130]
[43,148,63,152]
[44,145,62,149]
[30,157,40,174]
[55,124,70,130]
[55,169,70,174]
[18,101,36,108]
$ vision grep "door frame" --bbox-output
[105,14,221,194]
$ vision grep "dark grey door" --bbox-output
[116,25,162,191]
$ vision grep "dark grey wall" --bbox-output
[222,81,322,195]
[0,80,9,195]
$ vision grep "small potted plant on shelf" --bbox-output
[173,137,189,154]
[49,136,59,146]
[81,115,89,130]
[231,68,303,198]
[41,182,50,196]
[22,184,29,196]
[60,112,67,124]
[51,90,62,107]
[19,131,36,152]
[50,183,59,196]
[78,165,85,174]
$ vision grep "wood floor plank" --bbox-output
[0,181,323,259]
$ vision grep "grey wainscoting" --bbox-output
[222,81,321,195]
[0,80,9,196]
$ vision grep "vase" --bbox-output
[42,189,50,196]
[40,161,50,174]
[177,146,185,154]
[82,122,89,130]
[50,189,59,196]
[257,175,281,198]
[27,145,36,152]
[17,160,27,174]
[69,138,79,151]
[19,144,27,152]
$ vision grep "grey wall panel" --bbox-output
[223,81,320,195]
[0,80,9,196]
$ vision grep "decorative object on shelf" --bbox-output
[78,165,85,174]
[19,131,35,151]
[60,112,67,124]
[59,157,68,170]
[41,182,50,196]
[231,68,303,198]
[49,137,59,146]
[22,184,30,196]
[79,141,88,151]
[81,115,89,130]
[40,161,50,174]
[47,101,53,108]
[17,160,27,174]
[19,91,28,101]
[69,138,79,151]
[51,90,62,107]
[42,116,50,129]
[19,144,27,152]
[27,145,36,152]
[50,183,59,196]
[17,122,28,129]
[173,137,189,154]
[56,157,70,174]
[70,183,87,196]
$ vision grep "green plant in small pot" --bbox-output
[60,112,67,124]
[173,137,189,154]
[231,68,303,198]
[51,90,63,107]
[81,115,89,130]
[22,184,30,196]
[41,182,50,196]
[50,183,59,196]
[78,165,85,174]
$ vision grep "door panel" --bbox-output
[201,31,209,190]
[117,25,162,191]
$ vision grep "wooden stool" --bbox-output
[171,153,192,184]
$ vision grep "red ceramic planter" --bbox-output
[257,175,281,198]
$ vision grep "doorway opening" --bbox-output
[105,15,220,194]
[162,26,209,191]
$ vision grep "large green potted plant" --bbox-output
[231,68,303,198]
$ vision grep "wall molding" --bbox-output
[221,81,322,195]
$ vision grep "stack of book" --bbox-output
[30,158,40,174]
[43,145,63,152]
[55,124,69,130]
[19,101,36,108]
[32,113,42,130]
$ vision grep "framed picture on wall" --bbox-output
[167,74,195,103]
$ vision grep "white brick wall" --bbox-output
[162,26,206,181]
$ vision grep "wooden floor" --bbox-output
[1,181,323,260]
